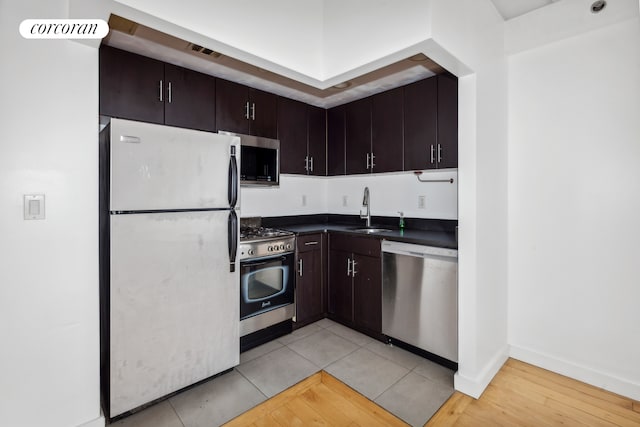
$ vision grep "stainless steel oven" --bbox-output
[238,226,295,339]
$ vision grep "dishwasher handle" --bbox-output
[381,240,457,259]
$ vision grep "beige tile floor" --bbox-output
[111,319,454,427]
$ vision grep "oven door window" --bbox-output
[240,254,294,319]
[243,266,286,302]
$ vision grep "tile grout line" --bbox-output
[234,367,270,400]
[240,342,285,365]
[166,397,187,427]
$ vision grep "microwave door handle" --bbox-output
[228,210,238,272]
[228,145,238,208]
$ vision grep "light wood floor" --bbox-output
[223,370,409,426]
[427,358,640,427]
[224,358,640,426]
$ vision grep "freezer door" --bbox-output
[109,118,240,211]
[109,210,239,417]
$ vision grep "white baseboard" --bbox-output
[77,414,105,427]
[510,344,640,401]
[454,345,509,398]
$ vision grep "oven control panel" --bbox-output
[239,237,295,260]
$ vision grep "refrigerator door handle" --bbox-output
[228,146,238,208]
[228,210,238,272]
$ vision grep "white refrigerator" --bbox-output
[100,118,240,417]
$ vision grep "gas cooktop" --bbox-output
[240,226,294,242]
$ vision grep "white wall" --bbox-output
[325,170,457,219]
[242,170,458,220]
[240,175,327,218]
[427,0,510,398]
[508,17,640,400]
[0,1,103,427]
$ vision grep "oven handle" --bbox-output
[228,210,238,272]
[241,254,292,266]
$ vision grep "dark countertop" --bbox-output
[277,221,457,249]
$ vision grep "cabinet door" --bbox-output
[249,88,278,138]
[345,97,372,175]
[296,236,324,325]
[307,105,326,176]
[164,64,216,132]
[327,106,346,176]
[371,87,404,173]
[215,78,250,134]
[99,46,164,124]
[353,254,382,334]
[437,74,458,169]
[277,97,308,174]
[328,249,353,323]
[404,77,437,170]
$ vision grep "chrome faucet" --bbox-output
[360,187,371,228]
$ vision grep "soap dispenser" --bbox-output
[398,211,405,230]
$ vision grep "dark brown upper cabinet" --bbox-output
[278,98,327,175]
[327,106,346,176]
[163,64,216,132]
[436,73,458,169]
[99,46,216,132]
[278,97,308,174]
[403,77,437,170]
[404,74,458,170]
[371,87,404,173]
[345,97,372,175]
[216,78,277,138]
[307,105,327,176]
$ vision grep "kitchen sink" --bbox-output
[349,227,393,234]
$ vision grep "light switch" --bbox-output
[24,194,45,220]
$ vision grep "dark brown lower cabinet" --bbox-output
[352,254,382,333]
[328,233,382,336]
[295,233,326,327]
[328,248,353,324]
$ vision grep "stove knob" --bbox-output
[286,244,292,250]
[248,249,254,256]
[280,244,285,250]
[267,246,273,252]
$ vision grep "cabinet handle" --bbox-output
[304,156,309,172]
[437,144,442,163]
[366,153,370,169]
[347,258,352,276]
[298,258,303,277]
[251,103,256,120]
[351,259,358,277]
[244,102,250,119]
[370,152,375,169]
[430,144,435,164]
[159,80,163,102]
[168,81,172,103]
[310,156,314,173]
[304,241,319,246]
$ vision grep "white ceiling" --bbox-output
[101,0,578,108]
[490,0,560,20]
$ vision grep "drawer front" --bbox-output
[297,233,323,253]
[329,232,381,258]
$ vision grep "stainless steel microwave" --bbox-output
[219,131,279,187]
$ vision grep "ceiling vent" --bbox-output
[188,43,222,58]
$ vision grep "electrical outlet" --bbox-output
[418,195,426,209]
[342,195,347,207]
[302,195,307,207]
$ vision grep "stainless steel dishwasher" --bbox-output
[382,240,458,363]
